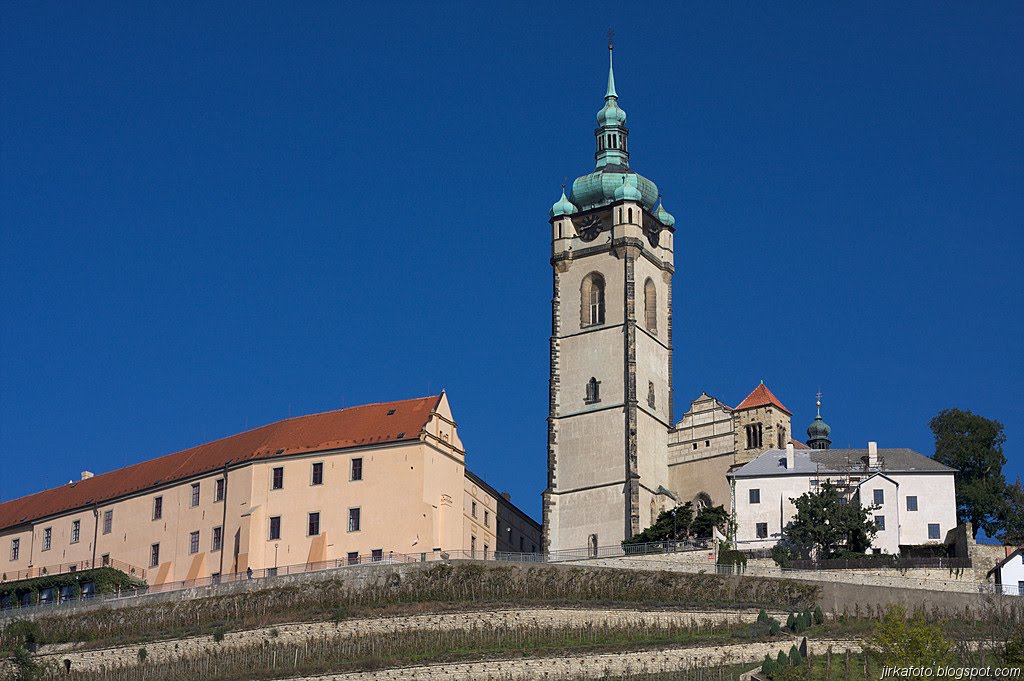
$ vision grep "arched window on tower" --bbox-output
[585,377,601,404]
[627,207,633,223]
[644,278,657,333]
[778,427,787,449]
[581,273,605,326]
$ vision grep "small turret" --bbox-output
[806,391,832,450]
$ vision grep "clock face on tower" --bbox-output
[578,214,602,242]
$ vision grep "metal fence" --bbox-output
[0,557,145,583]
[784,555,972,571]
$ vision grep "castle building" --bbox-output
[0,393,540,587]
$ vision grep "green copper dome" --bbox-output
[550,188,578,218]
[807,415,831,440]
[656,198,676,227]
[565,42,662,214]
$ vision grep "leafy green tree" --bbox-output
[778,482,877,559]
[868,605,953,668]
[691,504,729,539]
[998,478,1024,545]
[622,503,694,545]
[930,409,1008,539]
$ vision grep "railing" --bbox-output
[0,558,145,584]
[784,555,972,571]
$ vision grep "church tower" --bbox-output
[543,41,678,553]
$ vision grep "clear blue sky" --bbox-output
[2,3,1022,524]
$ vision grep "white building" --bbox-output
[988,548,1024,596]
[728,442,957,555]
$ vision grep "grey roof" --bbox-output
[727,448,955,479]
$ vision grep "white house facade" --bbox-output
[728,442,957,554]
[988,549,1024,596]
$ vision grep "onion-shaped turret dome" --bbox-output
[550,187,578,218]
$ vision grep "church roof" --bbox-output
[734,383,791,415]
[0,395,442,532]
[727,447,955,479]
[789,439,810,449]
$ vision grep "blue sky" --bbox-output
[2,2,1021,526]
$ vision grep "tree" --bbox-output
[868,605,953,668]
[691,504,729,539]
[777,482,877,560]
[998,478,1024,546]
[930,408,1007,539]
[621,503,694,545]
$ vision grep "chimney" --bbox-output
[868,442,878,468]
[81,471,94,480]
[786,443,795,470]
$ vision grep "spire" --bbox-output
[806,390,832,450]
[605,30,618,99]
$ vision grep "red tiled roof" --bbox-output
[734,383,791,415]
[0,395,442,532]
[789,438,810,450]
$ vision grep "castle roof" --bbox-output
[0,394,442,532]
[727,447,955,479]
[734,383,791,415]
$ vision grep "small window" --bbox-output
[215,478,225,502]
[10,539,19,562]
[371,548,383,562]
[386,409,396,416]
[347,551,359,565]
[471,535,476,557]
[692,443,698,450]
[212,526,223,552]
[484,510,489,527]
[471,501,477,517]
[103,509,113,535]
[749,489,761,504]
[42,527,52,551]
[351,458,363,481]
[644,279,657,333]
[906,496,918,512]
[745,424,763,449]
[647,381,656,409]
[874,515,886,531]
[348,507,361,532]
[928,524,940,540]
[311,462,324,485]
[189,531,200,554]
[308,512,320,536]
[755,522,768,539]
[585,377,601,404]
[101,554,110,567]
[269,516,281,541]
[153,496,163,520]
[520,537,525,552]
[150,543,160,568]
[705,440,710,447]
[484,544,489,559]
[71,520,81,544]
[873,489,884,505]
[191,482,200,507]
[272,467,284,490]
[581,272,606,326]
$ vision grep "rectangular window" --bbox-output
[756,522,768,539]
[311,462,324,485]
[191,483,200,507]
[42,527,52,551]
[749,488,761,504]
[906,496,918,512]
[928,524,940,540]
[101,553,110,567]
[347,551,359,565]
[150,543,160,567]
[272,467,284,490]
[520,537,525,553]
[348,507,360,532]
[103,509,113,534]
[471,501,477,517]
[153,496,163,520]
[471,535,476,557]
[874,515,886,531]
[873,489,884,505]
[189,531,200,554]
[484,510,489,527]
[372,548,383,562]
[484,544,489,559]
[215,478,225,502]
[269,516,281,540]
[212,526,223,551]
[71,520,81,544]
[308,512,320,536]
[351,457,363,481]
[10,539,19,562]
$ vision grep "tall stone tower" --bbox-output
[543,42,678,553]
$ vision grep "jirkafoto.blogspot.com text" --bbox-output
[881,667,1021,679]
